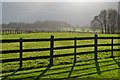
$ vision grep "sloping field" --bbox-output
[1,32,120,79]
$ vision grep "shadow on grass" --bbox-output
[3,57,117,73]
[68,62,75,78]
[113,57,120,68]
[1,68,20,80]
[34,64,51,80]
[9,64,119,80]
[2,57,120,79]
[70,67,119,78]
[95,58,101,75]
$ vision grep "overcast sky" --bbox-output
[1,0,119,2]
[0,2,1,24]
[2,2,118,26]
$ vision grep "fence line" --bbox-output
[1,34,120,68]
[1,30,99,35]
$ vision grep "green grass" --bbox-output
[1,32,120,79]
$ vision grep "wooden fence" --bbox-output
[1,34,120,68]
[2,30,33,34]
[1,30,95,35]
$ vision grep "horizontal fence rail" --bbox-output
[1,34,120,68]
[1,30,98,35]
[2,49,120,63]
[1,37,120,43]
[2,43,120,54]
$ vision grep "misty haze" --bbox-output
[1,2,120,80]
[2,2,118,26]
[2,2,118,33]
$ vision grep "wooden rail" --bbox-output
[1,34,120,68]
[1,30,96,35]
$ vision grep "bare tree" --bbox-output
[91,16,104,33]
[90,19,99,33]
[107,9,118,34]
[91,9,119,34]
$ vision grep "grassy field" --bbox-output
[1,32,120,80]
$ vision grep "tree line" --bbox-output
[90,9,120,34]
[2,20,73,32]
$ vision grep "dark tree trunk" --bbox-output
[101,28,103,34]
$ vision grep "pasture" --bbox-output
[1,32,120,80]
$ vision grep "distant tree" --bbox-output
[90,18,101,33]
[73,28,76,31]
[2,20,74,32]
[107,9,118,34]
[91,9,119,34]
[81,28,85,32]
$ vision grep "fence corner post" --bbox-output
[50,35,54,65]
[20,38,23,68]
[94,34,98,60]
[74,37,77,64]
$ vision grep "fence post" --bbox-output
[74,37,77,64]
[50,35,54,65]
[20,38,23,68]
[94,34,98,60]
[111,36,113,57]
[94,34,101,75]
